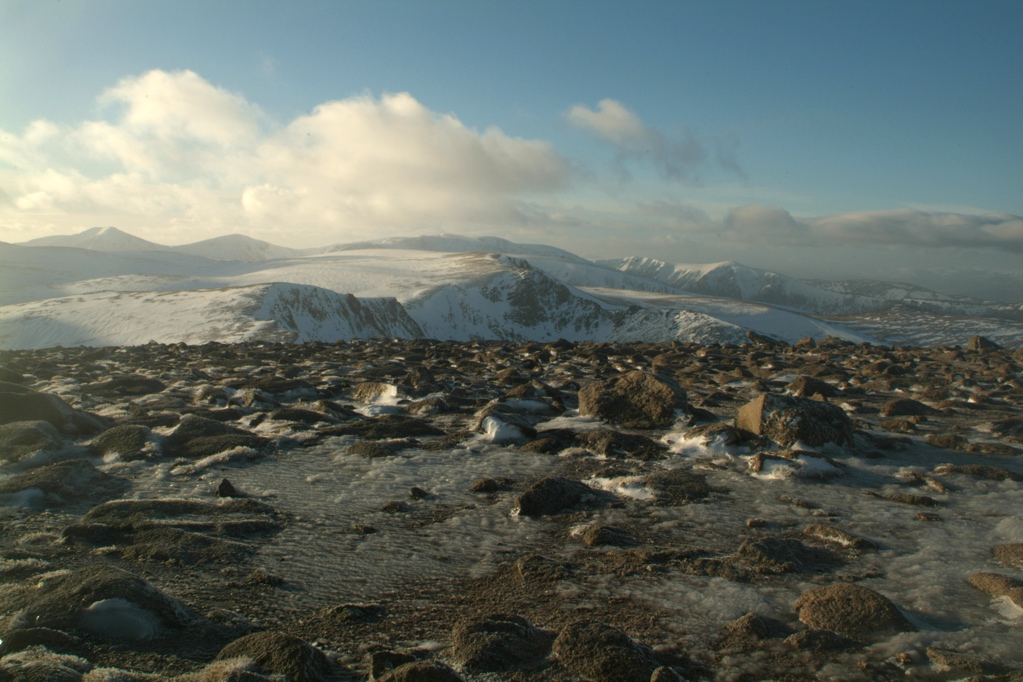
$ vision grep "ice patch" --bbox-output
[79,598,163,640]
[0,487,45,508]
[588,476,656,500]
[169,447,259,475]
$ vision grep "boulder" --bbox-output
[8,564,195,637]
[736,394,853,447]
[575,429,666,460]
[88,424,153,461]
[0,386,107,434]
[450,614,553,672]
[214,631,334,682]
[578,371,688,427]
[552,620,660,682]
[787,375,841,398]
[967,335,1001,351]
[377,661,466,682]
[794,583,915,639]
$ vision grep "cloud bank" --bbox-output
[721,205,1023,252]
[0,70,570,244]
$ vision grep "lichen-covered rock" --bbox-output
[794,583,914,639]
[736,393,853,447]
[0,386,108,434]
[578,371,688,427]
[552,620,660,682]
[451,614,553,672]
[214,631,334,682]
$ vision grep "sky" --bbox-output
[1,0,1022,300]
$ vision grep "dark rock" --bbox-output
[736,393,853,447]
[369,651,417,680]
[575,429,666,460]
[934,464,1022,482]
[968,571,1023,607]
[513,477,597,516]
[925,433,967,450]
[216,478,243,498]
[348,439,418,458]
[0,386,107,434]
[83,375,166,396]
[993,543,1023,568]
[968,335,1002,351]
[516,555,571,585]
[0,627,82,655]
[451,614,554,672]
[552,620,660,682]
[377,661,466,682]
[121,526,250,565]
[0,420,63,463]
[215,631,334,682]
[582,524,638,548]
[578,371,689,428]
[785,629,863,651]
[380,500,412,513]
[469,477,514,493]
[794,583,915,639]
[644,468,716,505]
[89,424,153,461]
[735,537,836,574]
[718,612,789,649]
[787,375,841,398]
[406,397,451,415]
[881,398,936,417]
[322,415,445,440]
[269,407,339,425]
[926,646,1014,676]
[966,442,1022,457]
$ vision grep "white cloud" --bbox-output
[0,70,571,245]
[566,98,741,183]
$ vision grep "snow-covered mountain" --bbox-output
[21,226,165,252]
[19,226,306,263]
[602,256,1000,317]
[168,234,307,262]
[2,227,1016,349]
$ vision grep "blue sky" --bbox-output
[1,0,1021,298]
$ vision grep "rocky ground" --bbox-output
[1,336,1022,681]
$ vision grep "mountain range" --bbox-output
[2,226,1020,350]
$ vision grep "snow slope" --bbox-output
[0,283,422,349]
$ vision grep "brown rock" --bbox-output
[215,631,334,682]
[794,583,915,639]
[736,393,853,448]
[552,620,660,682]
[578,371,688,427]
